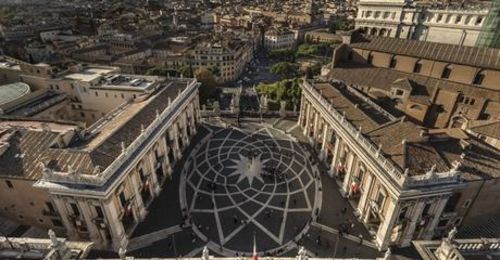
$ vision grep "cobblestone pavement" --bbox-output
[125,121,381,259]
[181,126,321,255]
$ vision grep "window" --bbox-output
[422,203,432,217]
[95,206,104,218]
[70,203,80,216]
[438,219,448,227]
[413,60,422,73]
[463,199,472,208]
[455,15,462,24]
[444,193,461,212]
[473,70,485,85]
[398,207,408,221]
[121,93,125,99]
[470,99,475,105]
[437,14,443,22]
[46,202,55,212]
[119,192,127,208]
[5,180,13,189]
[51,219,63,227]
[395,89,404,96]
[476,16,483,25]
[454,217,463,226]
[80,112,85,118]
[367,53,374,65]
[95,92,99,97]
[441,65,452,79]
[389,56,397,68]
[376,190,386,209]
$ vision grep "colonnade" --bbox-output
[298,89,450,250]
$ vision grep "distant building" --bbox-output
[355,0,490,46]
[264,28,296,50]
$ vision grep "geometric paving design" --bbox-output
[181,126,320,254]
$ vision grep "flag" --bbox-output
[253,233,258,260]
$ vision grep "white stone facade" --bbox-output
[298,80,464,250]
[355,0,488,46]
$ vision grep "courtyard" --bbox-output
[125,120,381,259]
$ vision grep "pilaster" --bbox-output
[103,198,127,251]
[129,174,147,220]
[376,197,399,251]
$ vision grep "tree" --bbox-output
[194,68,218,104]
[178,65,193,78]
[207,66,221,77]
[146,66,172,77]
[271,62,297,79]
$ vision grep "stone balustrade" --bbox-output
[43,79,199,187]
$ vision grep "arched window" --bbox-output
[473,70,485,85]
[389,56,397,68]
[413,60,423,73]
[441,64,452,79]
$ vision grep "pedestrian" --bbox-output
[358,234,363,245]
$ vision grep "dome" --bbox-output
[0,82,31,106]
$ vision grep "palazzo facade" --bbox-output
[298,79,499,250]
[0,61,202,251]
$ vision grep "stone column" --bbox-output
[51,196,77,240]
[298,97,305,127]
[376,198,399,251]
[319,125,329,161]
[423,197,448,240]
[329,138,341,176]
[303,101,311,136]
[172,125,182,160]
[129,174,147,220]
[357,173,373,218]
[77,200,102,246]
[158,134,171,180]
[102,198,127,251]
[342,154,356,195]
[181,112,190,147]
[402,200,424,245]
[146,150,161,195]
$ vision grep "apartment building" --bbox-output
[264,28,296,50]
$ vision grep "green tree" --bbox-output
[145,66,173,76]
[271,62,297,79]
[207,66,221,77]
[178,65,193,78]
[194,68,218,104]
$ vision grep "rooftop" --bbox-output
[350,36,500,71]
[62,66,117,82]
[0,82,31,106]
[307,81,500,179]
[0,78,195,181]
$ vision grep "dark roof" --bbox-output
[328,65,500,102]
[350,36,500,71]
[0,81,189,180]
[468,120,500,139]
[308,82,500,178]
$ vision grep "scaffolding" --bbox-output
[476,0,500,48]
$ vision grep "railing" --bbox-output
[302,79,406,185]
[303,80,463,188]
[43,79,199,186]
